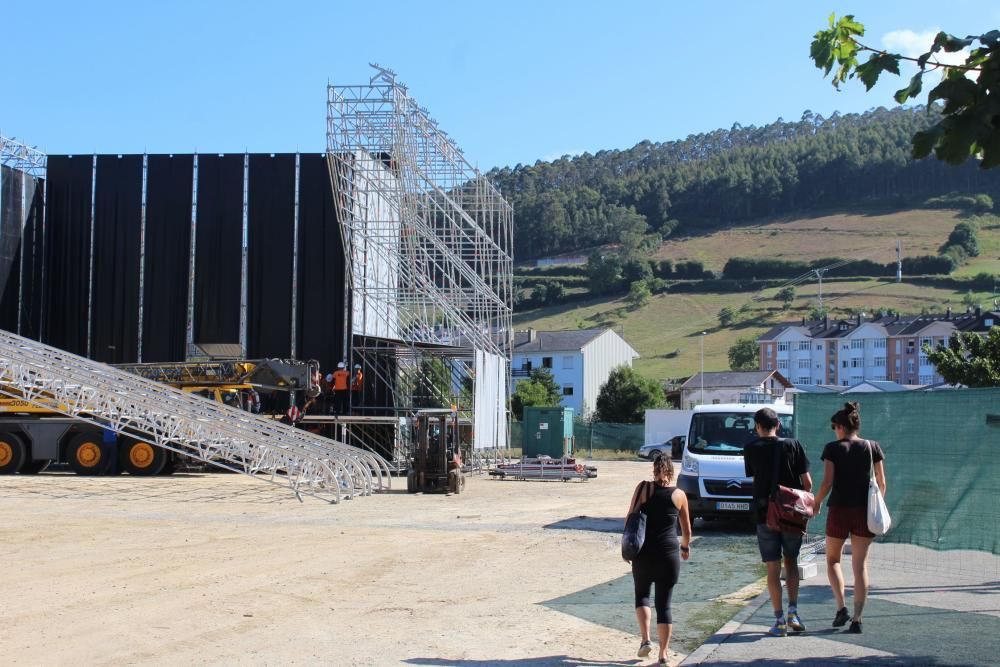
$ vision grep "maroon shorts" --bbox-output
[826,505,875,540]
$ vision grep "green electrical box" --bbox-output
[523,406,575,458]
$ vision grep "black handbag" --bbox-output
[622,481,652,561]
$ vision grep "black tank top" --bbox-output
[640,484,680,555]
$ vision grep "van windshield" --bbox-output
[687,412,793,455]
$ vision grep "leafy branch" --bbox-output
[810,14,1000,169]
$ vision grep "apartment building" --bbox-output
[758,307,1000,386]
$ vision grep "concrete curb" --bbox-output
[680,588,772,665]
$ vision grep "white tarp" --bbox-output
[474,349,509,449]
[349,151,401,340]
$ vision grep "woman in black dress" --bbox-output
[626,454,692,664]
[814,402,887,634]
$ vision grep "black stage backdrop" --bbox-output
[91,155,143,363]
[194,154,243,344]
[0,166,23,331]
[296,155,347,374]
[18,177,43,339]
[142,155,193,362]
[247,154,295,358]
[43,156,93,355]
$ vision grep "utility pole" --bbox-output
[700,331,707,405]
[813,269,827,310]
[896,240,902,283]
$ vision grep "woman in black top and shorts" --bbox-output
[814,402,887,634]
[625,454,692,664]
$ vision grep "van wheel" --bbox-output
[120,438,167,476]
[0,433,27,474]
[67,433,112,475]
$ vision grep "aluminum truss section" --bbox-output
[0,134,46,179]
[0,330,391,503]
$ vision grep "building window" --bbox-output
[842,343,849,350]
[777,342,788,352]
[851,339,865,350]
[873,338,886,349]
[778,359,788,369]
[798,359,809,369]
[798,341,810,351]
[712,399,720,405]
[895,340,902,354]
[542,357,552,368]
[906,339,916,353]
[986,318,994,327]
[797,376,810,385]
[816,344,822,350]
[562,356,574,369]
[562,385,574,396]
[919,375,934,385]
[919,355,929,366]
[920,337,932,349]
[874,356,886,367]
[872,375,886,381]
[851,358,863,368]
[842,360,849,369]
[851,376,863,385]
[907,360,915,372]
[766,346,773,357]
[766,362,773,371]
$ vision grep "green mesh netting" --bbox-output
[794,389,1000,555]
[508,420,645,456]
[573,420,645,455]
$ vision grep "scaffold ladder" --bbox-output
[0,330,391,503]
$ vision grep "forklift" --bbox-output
[406,408,466,494]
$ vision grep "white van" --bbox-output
[677,403,793,520]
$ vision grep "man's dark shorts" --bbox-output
[756,524,803,562]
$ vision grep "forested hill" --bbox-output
[488,107,999,260]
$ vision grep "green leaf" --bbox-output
[934,116,979,165]
[855,53,901,90]
[912,125,943,159]
[940,34,974,53]
[979,131,1000,169]
[979,30,1000,47]
[894,72,923,104]
[928,77,979,113]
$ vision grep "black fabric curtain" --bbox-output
[193,154,243,344]
[18,176,43,339]
[247,154,295,358]
[296,155,347,374]
[90,155,143,363]
[43,155,93,355]
[0,166,24,331]
[142,155,193,362]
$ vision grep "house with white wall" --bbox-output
[679,370,792,409]
[511,327,639,418]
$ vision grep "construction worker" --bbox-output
[350,363,363,411]
[332,362,350,416]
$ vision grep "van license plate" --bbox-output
[717,502,750,511]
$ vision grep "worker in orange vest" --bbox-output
[350,363,363,412]
[332,362,350,415]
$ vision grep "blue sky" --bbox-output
[2,1,993,170]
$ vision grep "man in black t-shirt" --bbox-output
[743,407,812,637]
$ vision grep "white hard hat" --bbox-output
[337,362,345,368]
[325,373,334,382]
[354,364,361,369]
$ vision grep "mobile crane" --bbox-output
[0,358,319,477]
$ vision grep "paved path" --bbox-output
[682,543,1000,666]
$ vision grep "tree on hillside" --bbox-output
[777,286,796,309]
[946,222,980,257]
[718,306,737,328]
[511,368,563,420]
[586,252,625,296]
[626,280,652,309]
[728,337,760,371]
[594,366,666,423]
[925,328,1000,387]
[811,14,999,168]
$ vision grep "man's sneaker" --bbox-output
[787,610,806,632]
[833,607,850,627]
[768,618,788,636]
[848,620,862,634]
[637,640,652,658]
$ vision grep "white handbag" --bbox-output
[866,440,891,536]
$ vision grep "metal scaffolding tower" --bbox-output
[0,134,47,179]
[326,65,513,453]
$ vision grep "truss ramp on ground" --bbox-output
[0,330,391,503]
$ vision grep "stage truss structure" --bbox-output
[0,134,47,179]
[326,64,513,457]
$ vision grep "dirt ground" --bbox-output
[0,460,759,666]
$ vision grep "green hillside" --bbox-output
[513,208,1000,381]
